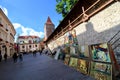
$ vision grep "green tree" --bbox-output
[56,0,78,18]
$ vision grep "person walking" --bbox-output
[18,53,23,62]
[4,53,7,62]
[39,50,42,55]
[0,50,2,62]
[33,51,36,57]
[12,52,18,63]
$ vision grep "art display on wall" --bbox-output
[90,62,112,80]
[69,57,78,69]
[69,29,79,56]
[63,46,70,54]
[64,54,70,65]
[78,45,89,58]
[77,59,89,74]
[90,43,111,62]
[63,29,79,56]
[64,32,70,46]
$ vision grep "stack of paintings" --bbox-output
[90,43,112,80]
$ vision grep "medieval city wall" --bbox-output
[47,2,120,52]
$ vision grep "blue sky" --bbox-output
[0,0,62,41]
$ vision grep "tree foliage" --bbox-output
[56,0,78,18]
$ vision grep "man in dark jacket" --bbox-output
[13,52,18,63]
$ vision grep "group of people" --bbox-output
[32,50,42,57]
[12,52,23,63]
[0,50,23,63]
[0,49,44,63]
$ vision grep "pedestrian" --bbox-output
[39,50,42,55]
[12,52,18,63]
[4,53,7,62]
[18,53,23,62]
[0,50,2,62]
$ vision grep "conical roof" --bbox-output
[46,16,53,24]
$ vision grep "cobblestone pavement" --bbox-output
[0,53,95,80]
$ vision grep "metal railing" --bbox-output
[108,31,120,50]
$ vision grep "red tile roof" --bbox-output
[46,16,53,24]
[18,36,39,39]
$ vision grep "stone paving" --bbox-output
[0,53,94,80]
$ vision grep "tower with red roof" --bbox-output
[44,16,55,41]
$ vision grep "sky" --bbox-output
[0,0,62,42]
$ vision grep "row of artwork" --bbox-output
[64,55,112,80]
[63,43,111,63]
[52,43,113,80]
[49,29,117,80]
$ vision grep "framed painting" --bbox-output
[78,45,89,58]
[77,59,89,74]
[69,57,78,69]
[90,43,111,62]
[90,62,112,80]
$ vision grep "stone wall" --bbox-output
[48,2,120,49]
[75,2,120,45]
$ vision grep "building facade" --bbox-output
[17,36,40,53]
[0,8,16,57]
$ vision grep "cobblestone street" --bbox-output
[0,53,94,80]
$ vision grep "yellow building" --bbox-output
[0,8,16,58]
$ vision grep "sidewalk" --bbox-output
[0,53,94,80]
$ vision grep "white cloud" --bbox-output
[13,23,22,29]
[0,5,8,16]
[13,23,44,38]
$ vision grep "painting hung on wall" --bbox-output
[64,54,70,65]
[78,45,89,58]
[69,29,79,56]
[70,45,79,56]
[77,59,89,74]
[90,43,111,62]
[62,45,70,54]
[69,57,78,69]
[64,32,70,46]
[90,62,112,80]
